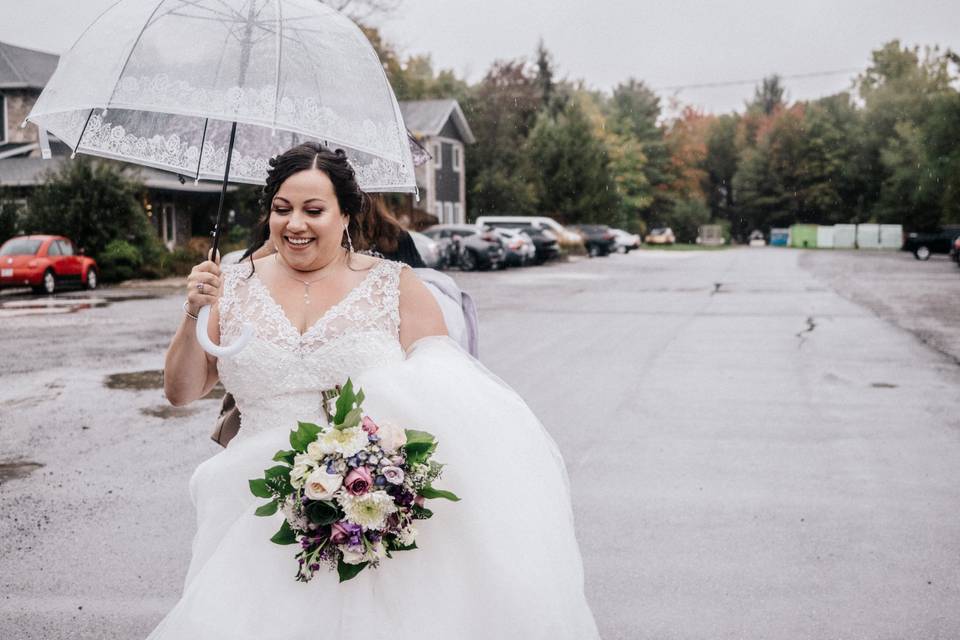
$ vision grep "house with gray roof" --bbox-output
[0,40,227,249]
[399,99,475,225]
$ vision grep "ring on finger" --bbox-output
[196,282,204,292]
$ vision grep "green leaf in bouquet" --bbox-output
[305,500,340,525]
[272,449,296,465]
[338,407,363,431]
[337,558,369,582]
[264,464,291,479]
[420,485,461,502]
[411,504,434,519]
[289,421,321,452]
[333,379,357,425]
[404,432,438,465]
[255,499,279,517]
[248,478,272,499]
[385,538,418,552]
[270,520,297,545]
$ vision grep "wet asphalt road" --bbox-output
[1,248,959,640]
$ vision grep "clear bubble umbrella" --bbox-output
[26,0,416,357]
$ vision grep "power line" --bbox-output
[655,67,863,93]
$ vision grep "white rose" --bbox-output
[378,422,407,454]
[340,545,367,565]
[306,440,327,461]
[303,467,344,501]
[290,463,311,489]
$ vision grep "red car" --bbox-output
[0,235,99,294]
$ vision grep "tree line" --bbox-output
[371,32,960,241]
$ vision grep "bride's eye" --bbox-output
[272,207,291,214]
[306,209,324,215]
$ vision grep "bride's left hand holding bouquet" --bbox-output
[248,379,459,582]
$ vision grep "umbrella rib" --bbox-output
[62,0,127,55]
[104,0,169,108]
[195,117,209,181]
[73,108,95,157]
[272,0,283,130]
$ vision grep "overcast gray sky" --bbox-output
[1,0,956,114]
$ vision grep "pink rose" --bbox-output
[330,522,350,545]
[361,416,379,435]
[344,466,373,495]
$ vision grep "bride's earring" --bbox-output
[343,223,354,254]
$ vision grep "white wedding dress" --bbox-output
[147,259,599,640]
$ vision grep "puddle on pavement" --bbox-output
[105,370,227,399]
[0,461,45,483]
[140,405,202,419]
[0,291,163,318]
[105,370,164,390]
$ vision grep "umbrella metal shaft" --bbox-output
[211,121,238,260]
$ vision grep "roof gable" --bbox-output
[0,41,58,90]
[399,99,475,144]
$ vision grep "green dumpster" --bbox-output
[790,224,818,248]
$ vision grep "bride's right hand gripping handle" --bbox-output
[187,253,254,358]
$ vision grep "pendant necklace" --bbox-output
[274,252,340,306]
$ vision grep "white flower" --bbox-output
[381,465,404,485]
[290,454,315,489]
[318,427,369,458]
[280,497,309,530]
[339,490,397,530]
[397,525,418,546]
[306,440,327,461]
[303,467,344,500]
[378,422,407,454]
[340,545,367,565]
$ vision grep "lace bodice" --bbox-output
[217,259,406,440]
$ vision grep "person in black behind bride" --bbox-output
[155,142,598,639]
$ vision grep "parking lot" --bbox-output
[2,246,960,639]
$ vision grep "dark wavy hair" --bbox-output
[241,142,368,270]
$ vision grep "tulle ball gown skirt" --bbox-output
[147,338,600,639]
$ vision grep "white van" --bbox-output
[474,215,581,243]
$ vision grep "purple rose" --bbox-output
[331,521,362,545]
[344,466,373,495]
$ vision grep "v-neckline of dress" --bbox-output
[251,259,384,340]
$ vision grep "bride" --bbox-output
[156,142,599,639]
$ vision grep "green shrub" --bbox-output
[98,240,143,282]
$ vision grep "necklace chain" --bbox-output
[273,251,343,306]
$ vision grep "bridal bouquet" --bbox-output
[249,379,459,583]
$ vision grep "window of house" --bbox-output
[434,201,443,222]
[452,146,461,172]
[444,202,453,225]
[432,142,442,169]
[0,95,7,145]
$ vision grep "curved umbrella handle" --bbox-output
[195,304,254,358]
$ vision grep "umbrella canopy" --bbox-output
[27,0,415,192]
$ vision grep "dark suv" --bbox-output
[569,224,617,257]
[902,226,960,260]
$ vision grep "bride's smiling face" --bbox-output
[269,168,350,271]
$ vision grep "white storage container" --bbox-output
[833,224,857,248]
[816,226,835,248]
[879,224,904,249]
